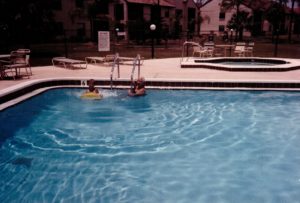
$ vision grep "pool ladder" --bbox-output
[130,54,141,84]
[110,53,120,89]
[110,53,141,89]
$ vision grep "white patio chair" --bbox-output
[0,51,31,79]
[234,42,246,57]
[204,42,215,57]
[245,42,255,57]
[17,49,32,75]
[192,44,209,58]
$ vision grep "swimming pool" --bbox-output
[1,88,300,202]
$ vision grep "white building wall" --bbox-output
[53,0,254,40]
[53,0,92,39]
[200,0,251,37]
[200,0,221,34]
[173,0,198,33]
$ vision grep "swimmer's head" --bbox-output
[137,77,145,82]
[88,79,95,86]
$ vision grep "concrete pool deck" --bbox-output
[1,57,300,90]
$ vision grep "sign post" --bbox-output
[98,31,110,52]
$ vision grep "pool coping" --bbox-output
[1,77,300,111]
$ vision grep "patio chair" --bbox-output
[0,62,16,79]
[0,51,31,79]
[204,42,215,57]
[192,43,209,58]
[244,42,254,57]
[234,42,246,57]
[16,49,32,75]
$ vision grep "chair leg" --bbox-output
[28,64,32,75]
[24,67,30,78]
[22,66,31,78]
[0,70,5,79]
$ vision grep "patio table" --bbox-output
[215,44,235,57]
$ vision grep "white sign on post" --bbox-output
[98,31,110,51]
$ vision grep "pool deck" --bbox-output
[1,57,300,91]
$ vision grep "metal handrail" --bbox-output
[110,53,120,89]
[181,41,200,62]
[130,54,141,85]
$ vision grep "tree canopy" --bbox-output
[0,0,55,45]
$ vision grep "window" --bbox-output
[77,25,85,38]
[219,12,225,20]
[54,22,64,35]
[128,4,143,20]
[52,0,62,10]
[96,0,109,14]
[165,10,169,18]
[76,0,84,8]
[176,9,182,18]
[188,8,196,32]
[219,25,225,32]
[115,4,124,20]
[188,8,195,21]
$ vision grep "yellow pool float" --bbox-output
[80,92,103,100]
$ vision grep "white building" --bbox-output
[52,0,253,41]
[200,0,252,36]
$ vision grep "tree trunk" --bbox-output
[288,0,295,43]
[236,3,240,41]
[197,9,201,36]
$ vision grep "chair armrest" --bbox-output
[0,59,11,64]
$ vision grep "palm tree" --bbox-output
[265,1,286,42]
[227,10,251,40]
[220,0,244,41]
[193,0,213,36]
[288,0,300,42]
[0,0,55,47]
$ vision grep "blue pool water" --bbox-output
[218,61,276,66]
[1,88,300,202]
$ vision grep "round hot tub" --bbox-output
[181,57,300,71]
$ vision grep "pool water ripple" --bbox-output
[1,89,300,202]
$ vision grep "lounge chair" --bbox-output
[85,55,115,67]
[119,56,144,65]
[85,55,144,67]
[52,57,86,69]
[85,56,105,64]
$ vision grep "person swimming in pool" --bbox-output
[128,77,146,96]
[86,79,99,93]
[81,79,103,99]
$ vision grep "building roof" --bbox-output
[242,0,272,11]
[287,7,300,15]
[294,7,300,15]
[126,0,175,7]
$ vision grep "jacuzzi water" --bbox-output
[1,88,300,202]
[216,61,277,66]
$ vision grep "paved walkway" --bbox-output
[1,58,300,91]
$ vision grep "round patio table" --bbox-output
[215,44,235,57]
